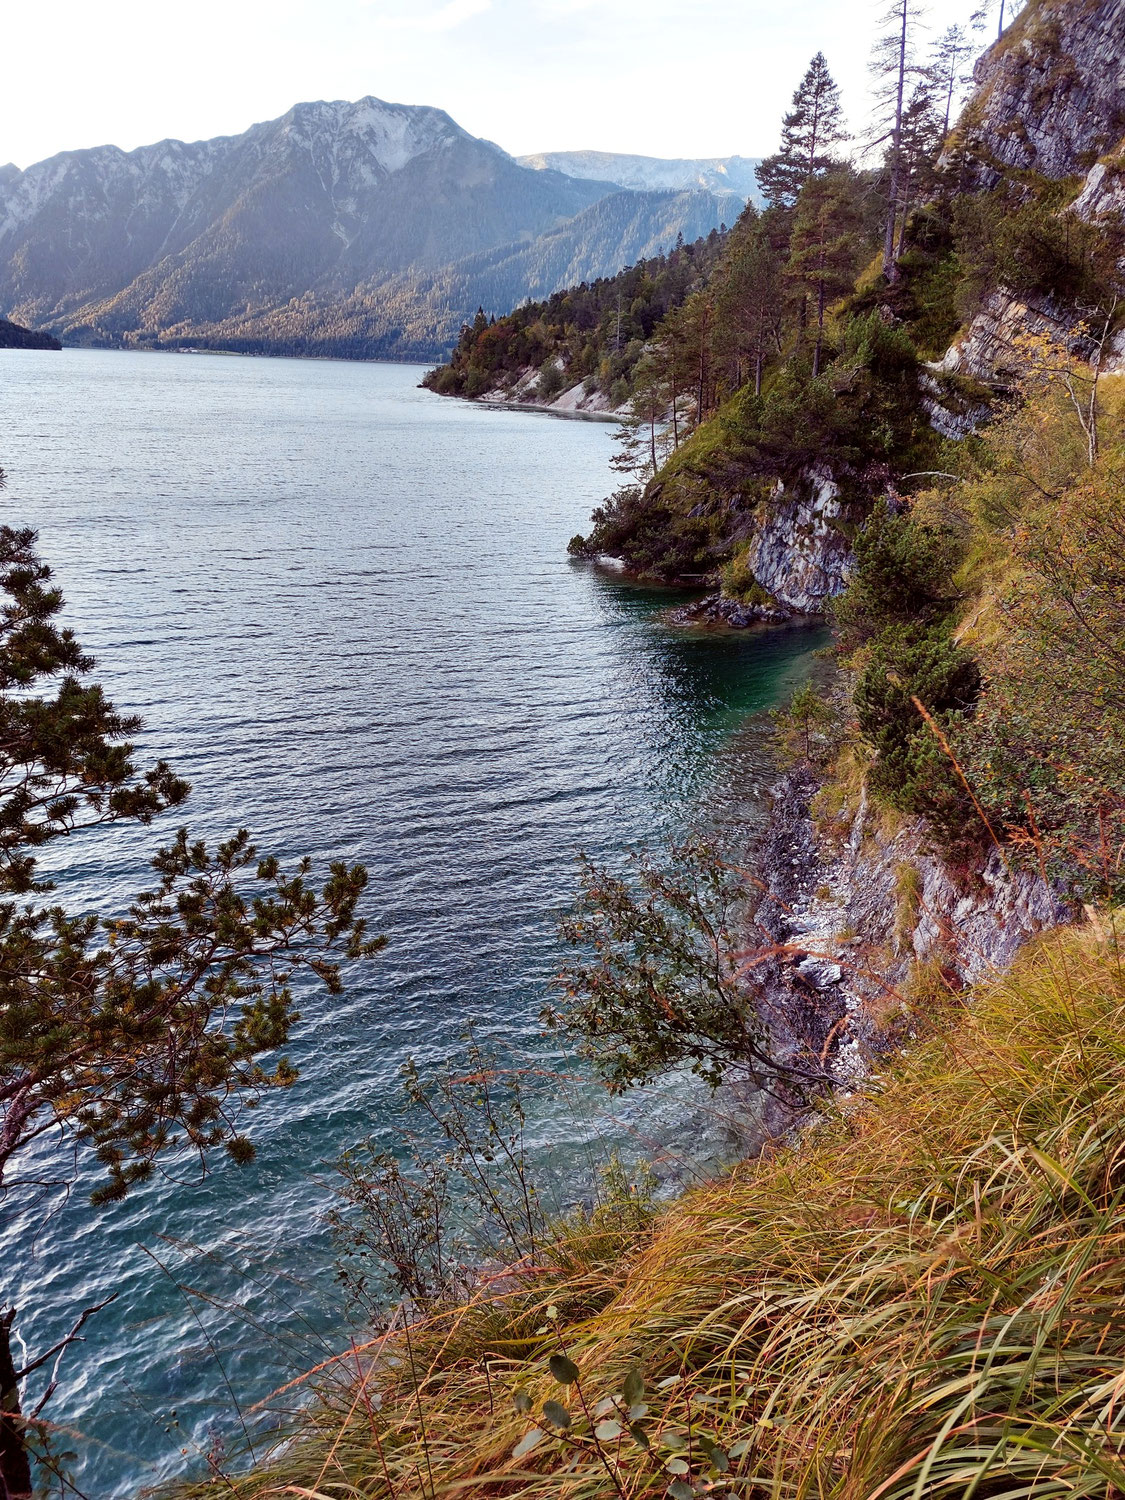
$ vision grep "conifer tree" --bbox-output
[786,169,866,376]
[894,84,944,255]
[714,225,785,395]
[756,53,848,211]
[929,23,975,135]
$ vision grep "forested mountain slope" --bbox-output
[423,225,731,408]
[0,99,733,359]
[0,317,59,350]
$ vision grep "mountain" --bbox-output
[0,99,734,359]
[518,151,763,204]
[0,316,60,350]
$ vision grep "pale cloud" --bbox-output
[376,0,493,30]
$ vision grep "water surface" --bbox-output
[0,351,822,1495]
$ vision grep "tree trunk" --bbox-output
[882,0,909,280]
[0,1312,32,1500]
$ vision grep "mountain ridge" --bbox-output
[0,98,735,360]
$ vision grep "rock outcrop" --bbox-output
[940,0,1125,385]
[957,0,1125,185]
[672,468,861,628]
[753,767,1069,1084]
[747,470,856,614]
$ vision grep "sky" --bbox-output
[3,0,990,171]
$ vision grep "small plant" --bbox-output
[771,679,840,765]
[330,1035,550,1320]
[892,860,924,953]
[551,839,836,1096]
[511,1337,733,1500]
[720,544,771,605]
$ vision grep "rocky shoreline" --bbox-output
[667,592,798,628]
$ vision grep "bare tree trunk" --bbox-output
[0,1311,32,1500]
[882,0,909,279]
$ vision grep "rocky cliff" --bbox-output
[752,764,1068,1093]
[957,0,1125,184]
[944,0,1125,380]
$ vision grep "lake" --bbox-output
[0,350,822,1496]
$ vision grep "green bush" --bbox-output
[720,543,771,604]
[834,503,966,648]
[855,623,981,822]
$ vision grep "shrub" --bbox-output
[834,502,966,649]
[537,359,568,400]
[855,623,981,820]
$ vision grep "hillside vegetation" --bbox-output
[423,228,730,404]
[176,924,1125,1500]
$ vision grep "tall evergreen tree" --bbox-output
[894,84,944,255]
[929,23,975,136]
[786,169,866,377]
[756,53,848,211]
[714,226,785,396]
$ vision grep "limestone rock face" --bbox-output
[747,470,855,614]
[935,287,1070,380]
[958,0,1125,184]
[754,768,1069,1086]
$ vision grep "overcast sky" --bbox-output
[4,0,989,170]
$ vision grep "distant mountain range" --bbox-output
[0,100,750,361]
[518,152,763,204]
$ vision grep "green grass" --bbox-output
[174,917,1125,1500]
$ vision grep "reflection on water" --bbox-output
[0,351,824,1495]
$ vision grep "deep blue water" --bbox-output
[0,350,822,1496]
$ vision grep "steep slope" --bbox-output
[519,150,763,204]
[0,317,60,350]
[955,0,1125,182]
[0,99,728,359]
[417,189,732,320]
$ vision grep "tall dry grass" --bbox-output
[170,915,1125,1500]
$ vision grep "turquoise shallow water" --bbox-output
[0,350,824,1496]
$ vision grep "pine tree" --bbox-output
[756,53,848,211]
[894,84,944,255]
[928,23,975,136]
[714,224,785,396]
[0,523,381,1494]
[786,169,866,377]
